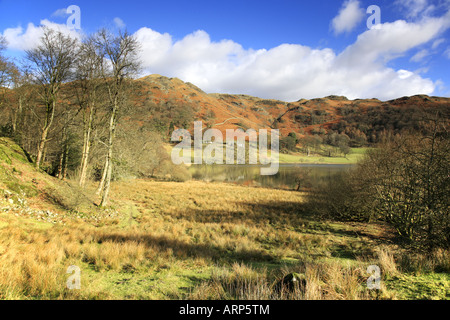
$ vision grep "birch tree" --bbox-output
[25,28,78,168]
[75,36,106,187]
[93,29,141,206]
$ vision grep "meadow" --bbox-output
[167,143,368,166]
[1,179,448,299]
[0,138,448,300]
[276,147,368,164]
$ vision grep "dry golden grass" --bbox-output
[0,179,448,300]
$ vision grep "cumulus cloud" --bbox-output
[135,9,450,101]
[2,5,449,101]
[331,0,365,35]
[1,20,81,51]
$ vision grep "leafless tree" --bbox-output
[359,112,449,247]
[10,69,39,151]
[24,28,79,168]
[92,29,141,206]
[0,36,19,111]
[74,36,107,187]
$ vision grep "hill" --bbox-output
[131,74,450,142]
[0,137,113,223]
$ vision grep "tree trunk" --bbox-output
[79,106,94,187]
[99,96,118,206]
[12,97,23,133]
[100,155,113,207]
[36,127,49,168]
[96,157,109,195]
[57,150,64,179]
[62,143,69,180]
[36,100,55,168]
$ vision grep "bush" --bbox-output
[169,164,192,182]
[305,170,374,222]
[280,134,298,152]
[308,115,449,249]
[359,129,449,248]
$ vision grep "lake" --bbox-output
[188,163,355,190]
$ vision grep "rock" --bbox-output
[275,272,307,294]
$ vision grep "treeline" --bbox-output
[306,113,449,249]
[0,28,190,207]
[281,101,449,157]
[332,102,449,144]
[280,131,354,157]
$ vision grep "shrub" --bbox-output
[359,125,449,248]
[305,170,375,222]
[307,114,449,249]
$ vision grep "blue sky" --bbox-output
[1,0,450,100]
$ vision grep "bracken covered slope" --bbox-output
[131,74,450,138]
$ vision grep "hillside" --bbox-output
[3,74,449,154]
[131,74,450,140]
[0,137,115,223]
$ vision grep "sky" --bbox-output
[1,0,450,101]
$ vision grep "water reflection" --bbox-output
[189,164,354,190]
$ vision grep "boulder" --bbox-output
[274,272,307,294]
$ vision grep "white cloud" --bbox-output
[410,49,430,62]
[134,9,450,101]
[397,69,414,79]
[51,8,69,18]
[432,38,445,49]
[444,47,450,59]
[2,7,449,101]
[394,0,436,18]
[113,17,126,29]
[414,66,430,74]
[337,13,450,67]
[331,0,365,35]
[1,20,81,51]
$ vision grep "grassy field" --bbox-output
[167,143,368,165]
[1,179,449,299]
[0,138,448,300]
[276,148,368,164]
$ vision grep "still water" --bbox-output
[188,164,354,190]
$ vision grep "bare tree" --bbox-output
[0,36,6,52]
[25,28,78,168]
[10,69,37,148]
[0,36,18,111]
[93,29,141,206]
[74,36,106,187]
[357,112,449,247]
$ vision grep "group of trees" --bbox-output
[0,37,18,112]
[279,131,353,158]
[334,103,447,145]
[0,27,184,206]
[307,112,449,249]
[285,98,449,156]
[280,132,298,152]
[298,133,352,157]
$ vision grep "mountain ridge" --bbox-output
[132,74,450,139]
